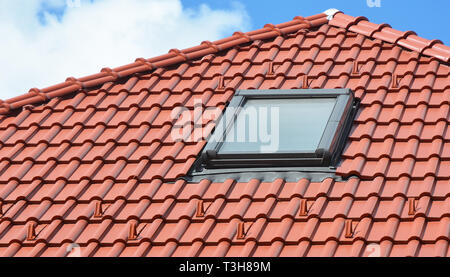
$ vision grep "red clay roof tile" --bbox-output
[0,10,448,257]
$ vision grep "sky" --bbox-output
[0,0,448,100]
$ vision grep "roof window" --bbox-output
[187,89,358,181]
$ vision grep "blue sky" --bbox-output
[0,0,448,100]
[183,0,450,44]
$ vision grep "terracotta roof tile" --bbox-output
[0,10,448,256]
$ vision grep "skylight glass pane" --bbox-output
[218,97,336,153]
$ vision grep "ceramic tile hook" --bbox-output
[22,104,34,112]
[344,219,353,238]
[27,223,36,241]
[128,222,138,240]
[391,74,399,88]
[299,199,308,216]
[237,222,246,240]
[267,61,275,76]
[217,75,225,91]
[196,199,205,217]
[352,60,359,75]
[94,201,103,218]
[408,198,416,215]
[302,74,309,89]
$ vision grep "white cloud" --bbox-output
[0,0,250,99]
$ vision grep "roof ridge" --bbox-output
[329,12,450,63]
[1,10,449,115]
[0,13,328,115]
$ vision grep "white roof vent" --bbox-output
[323,8,340,20]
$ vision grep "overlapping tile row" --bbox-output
[0,14,329,115]
[0,177,448,257]
[0,12,449,256]
[329,12,450,63]
[0,23,448,182]
[0,11,448,115]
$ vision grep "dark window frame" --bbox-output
[191,88,358,174]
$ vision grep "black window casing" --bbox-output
[191,88,359,173]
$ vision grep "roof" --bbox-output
[0,9,448,257]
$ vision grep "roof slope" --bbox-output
[0,10,448,257]
[0,11,449,115]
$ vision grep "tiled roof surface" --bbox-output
[0,11,449,257]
